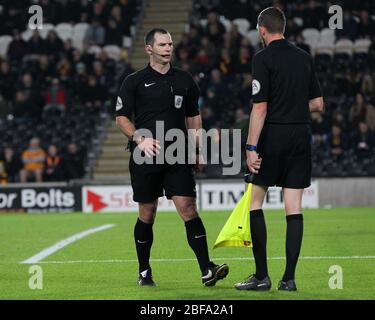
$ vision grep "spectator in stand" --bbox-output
[44,78,67,113]
[93,60,113,88]
[7,30,29,62]
[0,61,17,104]
[27,30,46,55]
[218,48,234,75]
[349,92,371,129]
[295,32,311,54]
[57,57,72,82]
[111,5,131,36]
[311,112,330,147]
[336,10,359,40]
[327,124,349,160]
[232,46,252,74]
[0,147,22,183]
[37,55,56,86]
[63,143,84,180]
[20,138,46,183]
[84,19,106,46]
[44,145,64,181]
[0,161,7,184]
[44,30,64,58]
[205,10,226,37]
[105,19,123,46]
[15,73,42,118]
[357,10,375,37]
[352,122,375,159]
[79,74,107,111]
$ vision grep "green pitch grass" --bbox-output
[0,208,374,300]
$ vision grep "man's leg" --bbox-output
[172,196,210,272]
[279,188,304,291]
[250,184,269,280]
[134,200,157,285]
[235,184,271,290]
[35,169,43,182]
[172,196,229,286]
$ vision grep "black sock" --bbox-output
[250,209,268,280]
[134,218,153,273]
[185,217,210,272]
[282,214,303,282]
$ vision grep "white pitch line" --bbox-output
[20,224,116,264]
[31,255,375,265]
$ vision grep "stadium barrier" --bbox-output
[1,178,373,213]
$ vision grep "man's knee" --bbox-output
[139,202,158,224]
[178,201,198,221]
[284,205,302,215]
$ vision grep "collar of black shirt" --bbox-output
[147,63,175,77]
[268,38,287,47]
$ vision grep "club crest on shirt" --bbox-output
[252,79,261,95]
[174,95,183,109]
[116,96,123,111]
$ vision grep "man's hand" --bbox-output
[136,137,161,158]
[246,150,262,174]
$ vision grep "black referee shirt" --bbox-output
[115,63,200,136]
[251,38,322,124]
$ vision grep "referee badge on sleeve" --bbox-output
[174,95,183,109]
[116,96,123,111]
[252,79,261,95]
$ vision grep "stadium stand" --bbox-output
[0,0,142,183]
[178,0,375,178]
[0,0,374,183]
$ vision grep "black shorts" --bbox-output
[129,156,197,203]
[251,123,312,189]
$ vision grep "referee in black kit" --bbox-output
[115,28,229,286]
[235,7,324,291]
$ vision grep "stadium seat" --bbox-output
[103,45,121,61]
[335,39,354,56]
[246,29,260,47]
[302,28,320,48]
[219,17,232,33]
[21,29,34,41]
[123,36,132,48]
[314,41,334,56]
[354,38,371,54]
[320,28,335,42]
[73,22,90,38]
[232,18,250,36]
[0,35,13,58]
[39,23,55,39]
[199,19,208,28]
[87,45,102,57]
[55,23,73,41]
[72,35,84,51]
[293,17,303,27]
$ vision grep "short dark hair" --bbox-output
[144,28,169,45]
[257,7,286,34]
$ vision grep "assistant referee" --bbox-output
[115,28,229,286]
[235,7,324,291]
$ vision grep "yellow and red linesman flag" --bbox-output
[213,183,253,249]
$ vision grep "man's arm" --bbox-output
[309,96,324,113]
[116,115,137,141]
[186,114,202,147]
[246,102,267,174]
[186,115,203,170]
[247,102,267,146]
